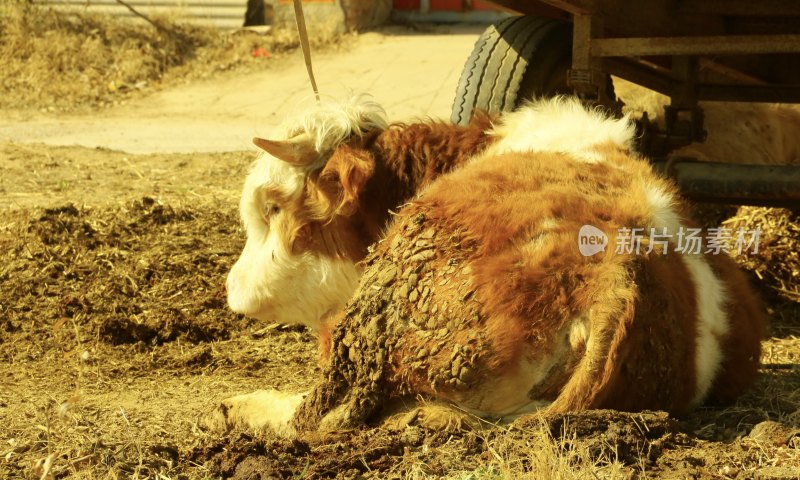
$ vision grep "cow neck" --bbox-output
[364,116,497,234]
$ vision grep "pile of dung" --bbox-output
[0,197,248,361]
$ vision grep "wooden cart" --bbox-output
[451,0,800,206]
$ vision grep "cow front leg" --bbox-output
[204,389,305,437]
[291,365,384,433]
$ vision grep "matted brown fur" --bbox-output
[284,112,496,266]
[295,146,766,432]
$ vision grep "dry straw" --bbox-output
[0,1,346,112]
[724,207,800,317]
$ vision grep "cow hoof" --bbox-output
[202,389,305,438]
[384,404,480,432]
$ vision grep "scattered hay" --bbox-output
[0,1,351,112]
[192,413,636,480]
[724,207,800,328]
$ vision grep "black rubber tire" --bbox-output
[450,15,575,125]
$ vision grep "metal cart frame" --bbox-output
[473,0,800,206]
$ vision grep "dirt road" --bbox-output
[0,25,483,154]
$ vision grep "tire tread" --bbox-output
[451,16,572,125]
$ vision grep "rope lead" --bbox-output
[293,0,321,102]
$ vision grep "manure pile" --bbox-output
[0,198,243,358]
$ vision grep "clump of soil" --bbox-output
[0,197,242,361]
[0,2,352,112]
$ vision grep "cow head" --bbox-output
[226,95,388,329]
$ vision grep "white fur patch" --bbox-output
[682,254,729,405]
[569,314,590,352]
[454,318,588,421]
[485,96,636,163]
[278,94,388,152]
[642,183,729,406]
[212,390,305,438]
[227,95,386,329]
[227,239,360,328]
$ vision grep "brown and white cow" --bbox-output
[226,95,495,331]
[214,96,765,436]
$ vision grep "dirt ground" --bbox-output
[1,141,799,479]
[2,5,800,479]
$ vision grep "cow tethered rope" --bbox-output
[293,0,321,102]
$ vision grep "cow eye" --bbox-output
[263,203,280,220]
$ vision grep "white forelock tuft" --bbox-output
[279,94,389,152]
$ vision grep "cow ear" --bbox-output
[311,144,375,219]
[253,133,318,166]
